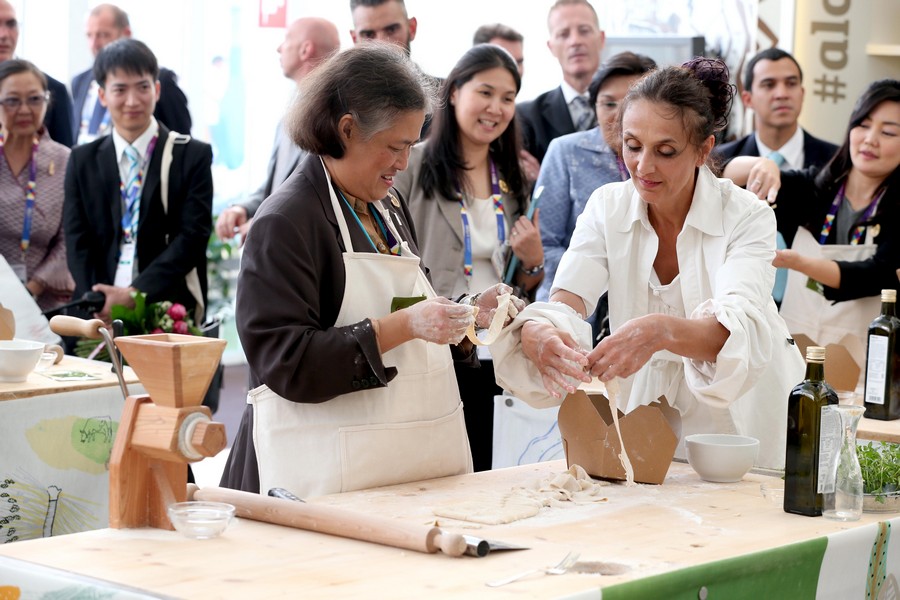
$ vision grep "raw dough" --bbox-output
[432,493,543,525]
[605,378,635,486]
[432,465,608,524]
[464,293,516,346]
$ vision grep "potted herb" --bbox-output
[858,441,900,512]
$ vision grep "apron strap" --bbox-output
[320,157,356,252]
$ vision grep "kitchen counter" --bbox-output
[1,460,897,598]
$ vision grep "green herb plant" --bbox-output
[857,441,900,503]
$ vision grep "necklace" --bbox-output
[0,131,40,254]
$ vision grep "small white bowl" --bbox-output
[685,433,760,483]
[0,339,45,383]
[167,501,235,539]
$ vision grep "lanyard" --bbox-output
[616,156,630,181]
[458,159,505,280]
[0,132,40,254]
[119,135,158,243]
[818,182,885,245]
[338,190,401,256]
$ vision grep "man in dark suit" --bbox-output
[71,3,192,145]
[215,17,339,242]
[64,39,212,322]
[516,0,604,166]
[714,48,837,171]
[0,0,73,147]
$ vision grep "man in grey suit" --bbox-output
[516,0,604,167]
[215,17,340,241]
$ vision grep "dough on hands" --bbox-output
[465,293,512,346]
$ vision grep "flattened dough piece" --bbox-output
[433,492,543,525]
[465,293,513,346]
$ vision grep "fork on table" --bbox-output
[485,551,580,587]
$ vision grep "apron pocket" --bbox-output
[338,402,472,493]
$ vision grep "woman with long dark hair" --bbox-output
[725,79,900,373]
[393,44,541,471]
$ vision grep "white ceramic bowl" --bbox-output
[167,501,235,539]
[685,434,760,483]
[0,339,46,383]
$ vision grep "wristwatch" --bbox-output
[519,262,544,276]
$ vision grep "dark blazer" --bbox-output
[516,86,575,164]
[44,73,74,147]
[775,168,899,303]
[71,67,193,141]
[713,129,838,170]
[63,125,213,311]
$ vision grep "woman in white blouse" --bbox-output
[493,59,804,469]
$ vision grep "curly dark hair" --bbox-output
[616,57,734,154]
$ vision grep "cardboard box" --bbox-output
[0,303,13,340]
[558,386,678,485]
[791,333,861,392]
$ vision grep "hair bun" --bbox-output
[682,57,734,132]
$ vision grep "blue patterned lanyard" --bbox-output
[338,190,401,255]
[458,159,505,280]
[818,182,885,245]
[0,132,40,254]
[119,136,158,243]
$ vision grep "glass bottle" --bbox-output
[864,289,900,420]
[822,405,865,521]
[784,346,840,516]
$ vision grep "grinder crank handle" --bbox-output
[49,315,106,339]
[191,486,466,557]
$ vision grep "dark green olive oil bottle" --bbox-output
[784,346,839,516]
[864,289,900,420]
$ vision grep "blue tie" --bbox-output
[122,146,142,243]
[767,151,788,303]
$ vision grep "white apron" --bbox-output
[779,226,880,373]
[250,160,472,497]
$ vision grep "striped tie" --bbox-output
[122,145,141,243]
[571,95,596,131]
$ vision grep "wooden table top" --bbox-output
[0,460,891,599]
[0,355,139,401]
[858,415,900,444]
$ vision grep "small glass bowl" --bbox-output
[760,479,785,506]
[167,501,235,539]
[34,352,57,372]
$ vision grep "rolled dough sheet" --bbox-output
[464,292,516,346]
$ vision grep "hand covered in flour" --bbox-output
[472,283,526,329]
[405,297,475,345]
[587,314,662,381]
[521,321,591,399]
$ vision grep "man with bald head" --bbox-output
[0,0,74,146]
[216,17,340,241]
[71,3,191,144]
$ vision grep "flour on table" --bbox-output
[432,464,608,524]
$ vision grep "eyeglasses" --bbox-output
[0,93,50,110]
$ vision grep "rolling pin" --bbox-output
[190,486,467,557]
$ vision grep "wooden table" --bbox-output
[1,461,897,598]
[1,356,142,542]
[858,416,900,444]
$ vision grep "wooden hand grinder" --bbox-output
[111,332,227,530]
[50,316,228,530]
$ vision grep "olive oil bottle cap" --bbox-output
[882,289,897,303]
[806,346,826,362]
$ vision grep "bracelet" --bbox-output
[458,292,481,307]
[519,262,544,276]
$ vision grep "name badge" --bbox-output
[114,242,136,288]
